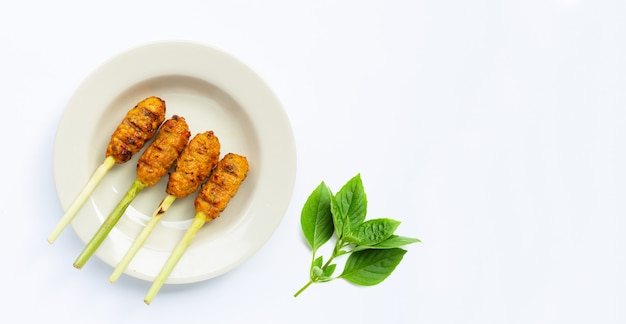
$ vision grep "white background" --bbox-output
[1,0,624,323]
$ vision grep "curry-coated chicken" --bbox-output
[194,153,249,222]
[136,115,191,187]
[166,131,221,198]
[106,96,166,163]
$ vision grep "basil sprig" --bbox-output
[294,174,420,297]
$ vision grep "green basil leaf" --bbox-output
[313,263,336,282]
[342,234,361,245]
[332,174,367,237]
[330,195,346,238]
[322,264,337,278]
[301,182,334,251]
[351,218,400,246]
[311,255,324,279]
[311,265,324,278]
[353,235,421,251]
[339,248,407,286]
[313,255,323,268]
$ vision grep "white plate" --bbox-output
[53,41,296,284]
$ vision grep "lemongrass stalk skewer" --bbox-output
[73,116,190,269]
[48,96,166,244]
[48,156,115,243]
[109,130,221,282]
[144,153,248,305]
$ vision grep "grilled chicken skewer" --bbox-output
[73,115,191,269]
[48,96,166,244]
[144,153,249,305]
[109,131,221,283]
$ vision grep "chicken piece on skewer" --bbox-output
[144,153,249,305]
[73,115,191,269]
[166,131,222,198]
[193,153,250,222]
[48,96,166,244]
[109,131,221,283]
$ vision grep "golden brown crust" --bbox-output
[166,131,221,198]
[194,153,249,222]
[106,96,166,163]
[136,115,191,187]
